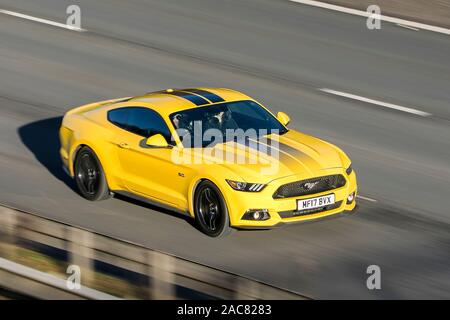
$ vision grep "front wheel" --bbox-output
[74,146,112,201]
[194,181,233,238]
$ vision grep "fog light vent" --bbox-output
[347,192,355,204]
[242,209,270,221]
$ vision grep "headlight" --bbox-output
[346,164,353,175]
[226,180,266,192]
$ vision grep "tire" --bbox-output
[194,180,233,237]
[74,146,112,201]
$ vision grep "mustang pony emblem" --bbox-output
[303,181,319,190]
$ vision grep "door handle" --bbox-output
[117,142,130,149]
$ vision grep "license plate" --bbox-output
[297,194,335,211]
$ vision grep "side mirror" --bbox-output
[145,133,170,148]
[277,112,290,126]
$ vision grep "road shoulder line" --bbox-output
[320,88,432,117]
[289,0,450,36]
[0,9,86,32]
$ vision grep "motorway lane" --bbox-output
[0,1,449,298]
[1,105,449,299]
[2,0,450,119]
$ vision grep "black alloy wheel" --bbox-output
[194,180,232,237]
[74,146,111,201]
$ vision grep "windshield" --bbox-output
[169,100,288,148]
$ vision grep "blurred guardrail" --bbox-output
[0,204,308,300]
[0,257,120,300]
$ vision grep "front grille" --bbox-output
[278,201,342,219]
[273,174,346,199]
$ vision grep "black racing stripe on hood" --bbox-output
[230,136,278,156]
[265,137,322,170]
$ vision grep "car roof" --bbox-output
[123,87,253,116]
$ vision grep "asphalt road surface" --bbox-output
[1,0,450,298]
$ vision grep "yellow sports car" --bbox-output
[59,88,357,237]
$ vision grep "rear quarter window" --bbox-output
[107,108,129,130]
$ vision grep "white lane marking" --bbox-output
[288,0,450,36]
[320,88,432,117]
[397,24,420,31]
[357,195,378,202]
[0,9,86,32]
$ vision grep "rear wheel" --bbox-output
[74,146,111,201]
[194,181,233,237]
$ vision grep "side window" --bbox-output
[107,108,129,130]
[108,107,173,144]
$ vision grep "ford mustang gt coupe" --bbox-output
[59,88,357,237]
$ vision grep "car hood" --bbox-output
[205,130,347,184]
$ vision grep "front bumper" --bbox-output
[225,168,357,228]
